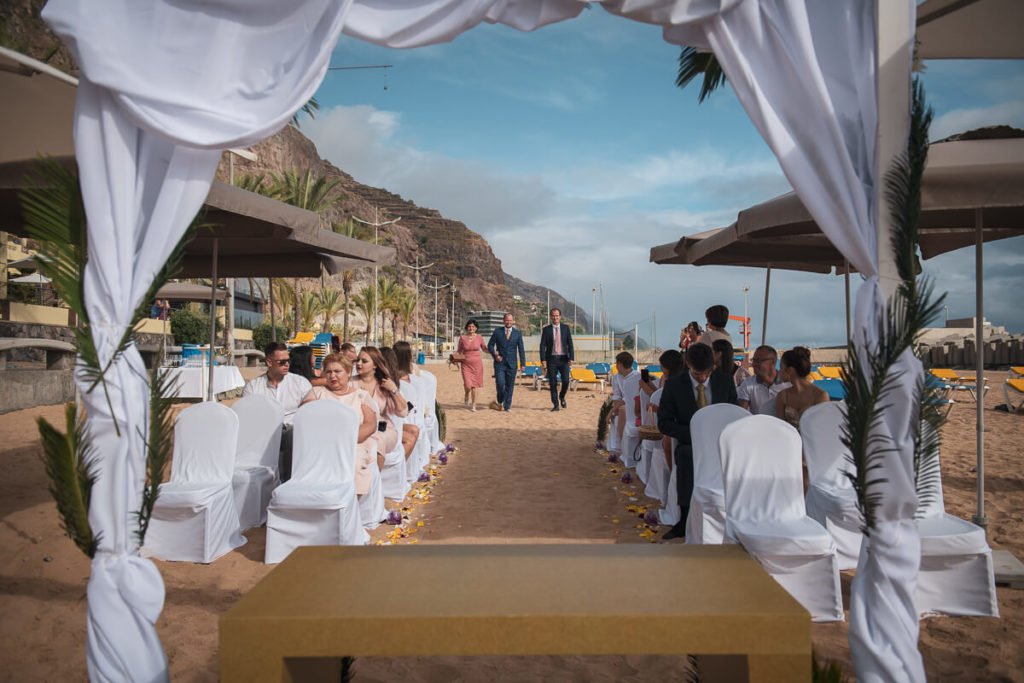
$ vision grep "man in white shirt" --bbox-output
[737,345,791,416]
[697,304,732,347]
[608,351,641,456]
[242,342,312,481]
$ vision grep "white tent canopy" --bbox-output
[31,0,957,680]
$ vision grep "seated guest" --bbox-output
[302,353,378,496]
[657,343,739,540]
[380,346,421,458]
[354,346,410,466]
[697,305,732,347]
[712,338,747,387]
[679,321,702,352]
[775,346,829,430]
[289,345,326,387]
[649,349,684,472]
[737,345,789,415]
[242,341,312,482]
[340,342,359,376]
[393,341,424,455]
[607,351,640,455]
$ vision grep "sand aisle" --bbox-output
[0,363,1022,681]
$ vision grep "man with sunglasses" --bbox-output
[737,345,790,416]
[242,341,312,481]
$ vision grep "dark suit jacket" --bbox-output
[657,370,739,449]
[539,323,574,363]
[487,326,526,369]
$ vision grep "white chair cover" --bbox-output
[686,404,750,545]
[635,387,655,483]
[404,375,432,474]
[418,369,443,454]
[642,388,668,503]
[143,403,245,563]
[658,438,681,526]
[618,373,642,469]
[801,402,863,570]
[359,463,386,529]
[915,443,998,617]
[265,401,367,564]
[230,395,283,530]
[720,415,843,622]
[380,408,412,499]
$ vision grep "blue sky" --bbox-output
[306,8,1024,349]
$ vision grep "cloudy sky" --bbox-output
[306,8,1024,349]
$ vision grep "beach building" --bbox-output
[465,310,506,335]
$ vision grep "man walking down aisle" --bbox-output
[487,312,526,412]
[540,308,574,412]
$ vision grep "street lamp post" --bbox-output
[353,206,400,345]
[742,283,750,353]
[591,287,596,335]
[401,254,433,351]
[424,276,450,359]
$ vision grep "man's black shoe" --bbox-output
[661,524,686,541]
[560,398,567,409]
[551,405,560,412]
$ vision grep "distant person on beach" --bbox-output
[242,341,312,482]
[737,345,790,416]
[657,343,738,541]
[648,349,684,471]
[540,308,574,412]
[457,319,486,411]
[340,342,358,375]
[487,312,525,412]
[775,346,829,431]
[697,305,732,347]
[679,321,702,351]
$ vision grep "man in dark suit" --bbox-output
[539,307,574,411]
[657,343,739,540]
[487,312,526,412]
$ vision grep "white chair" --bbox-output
[686,404,750,545]
[264,401,368,564]
[658,437,681,526]
[143,402,246,563]
[360,460,387,530]
[915,436,999,617]
[800,402,863,570]
[720,415,844,622]
[230,395,283,530]
[643,388,669,504]
[618,376,642,469]
[635,387,654,482]
[403,375,432,476]
[418,369,443,454]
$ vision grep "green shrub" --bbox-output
[169,308,209,345]
[252,320,291,352]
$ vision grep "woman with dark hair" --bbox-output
[456,319,485,411]
[289,345,326,387]
[679,321,702,351]
[775,346,829,430]
[355,346,410,464]
[712,338,746,387]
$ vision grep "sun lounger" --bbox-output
[1009,366,1024,379]
[569,368,606,393]
[1004,378,1024,414]
[929,369,988,402]
[817,366,843,380]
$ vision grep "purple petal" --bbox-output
[438,453,449,465]
[620,472,632,485]
[418,471,431,483]
[607,452,620,463]
[595,441,604,449]
[386,510,402,525]
[643,510,659,526]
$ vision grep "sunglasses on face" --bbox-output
[271,359,290,366]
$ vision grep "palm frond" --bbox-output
[597,399,614,444]
[37,403,100,558]
[676,47,727,103]
[290,96,320,129]
[136,358,179,545]
[436,401,446,441]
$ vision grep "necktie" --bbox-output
[505,327,511,340]
[697,383,708,409]
[554,325,561,354]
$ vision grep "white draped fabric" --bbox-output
[42,0,917,680]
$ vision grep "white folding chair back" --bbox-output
[264,401,367,563]
[657,437,681,526]
[619,373,642,468]
[719,415,843,622]
[230,395,284,530]
[686,404,749,544]
[143,402,245,563]
[914,424,997,617]
[800,401,862,570]
[403,375,431,475]
[418,369,443,453]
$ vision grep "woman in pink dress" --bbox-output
[302,353,378,496]
[457,319,485,411]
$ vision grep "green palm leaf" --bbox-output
[676,47,727,103]
[137,359,179,545]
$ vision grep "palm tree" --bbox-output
[269,169,344,214]
[290,97,320,129]
[395,290,417,341]
[375,275,403,344]
[298,288,321,332]
[332,219,373,342]
[271,278,296,336]
[318,287,346,333]
[676,47,727,103]
[351,287,375,343]
[232,172,269,194]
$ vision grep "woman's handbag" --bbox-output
[448,352,465,364]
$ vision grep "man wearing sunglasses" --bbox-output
[242,341,312,481]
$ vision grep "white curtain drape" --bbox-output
[43,1,920,681]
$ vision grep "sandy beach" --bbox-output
[1,362,1022,681]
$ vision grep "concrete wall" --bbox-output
[8,302,70,326]
[0,369,75,414]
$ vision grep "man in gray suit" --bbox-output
[487,312,526,412]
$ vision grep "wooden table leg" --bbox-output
[747,654,811,683]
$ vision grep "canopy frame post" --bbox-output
[974,207,986,529]
[207,238,218,402]
[760,266,771,346]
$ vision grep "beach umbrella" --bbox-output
[916,0,1024,60]
[11,272,51,284]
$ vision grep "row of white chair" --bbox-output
[142,369,445,565]
[626,398,998,621]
